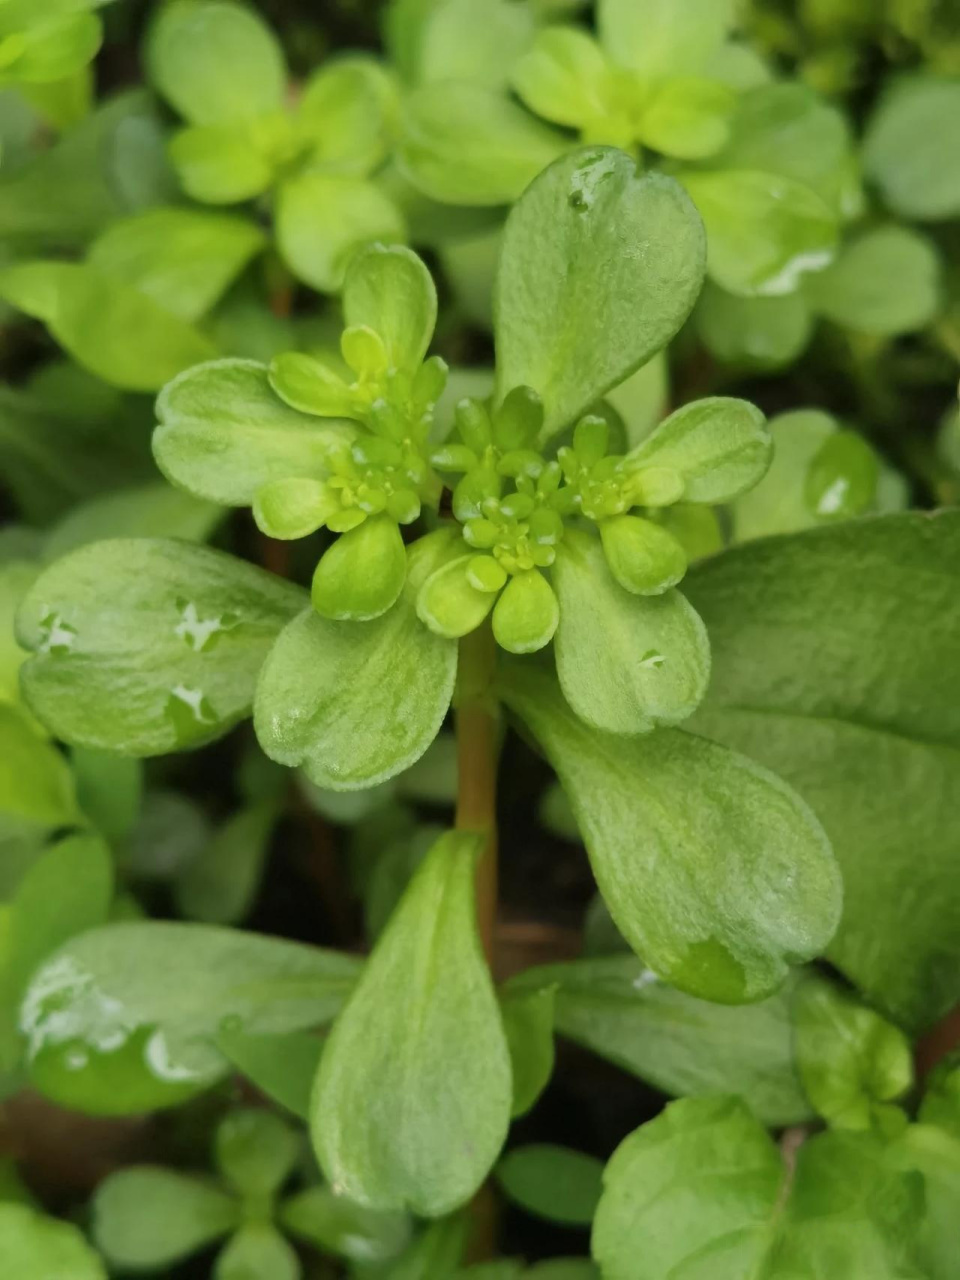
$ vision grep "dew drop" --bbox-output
[639,650,665,670]
[567,151,619,212]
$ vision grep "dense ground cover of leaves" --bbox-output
[0,0,959,1276]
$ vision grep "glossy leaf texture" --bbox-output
[684,510,960,1030]
[255,530,458,790]
[20,921,360,1114]
[312,830,512,1216]
[499,664,841,1003]
[16,539,306,754]
[495,147,706,439]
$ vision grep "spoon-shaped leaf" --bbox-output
[312,830,512,1216]
[500,663,841,1003]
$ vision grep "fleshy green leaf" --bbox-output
[312,830,512,1216]
[45,483,223,561]
[215,1108,299,1197]
[215,1225,301,1280]
[598,0,735,78]
[0,262,217,392]
[638,78,736,161]
[892,1121,960,1280]
[344,243,437,372]
[500,984,555,1119]
[275,173,405,293]
[794,972,913,1130]
[593,1097,925,1279]
[154,359,354,506]
[627,396,771,504]
[598,516,687,596]
[168,122,274,204]
[312,515,408,621]
[93,1167,238,1269]
[255,531,457,790]
[298,56,396,175]
[495,148,705,439]
[0,1204,107,1279]
[147,0,286,125]
[418,0,537,92]
[508,957,812,1126]
[175,803,275,925]
[684,511,960,1029]
[0,704,79,833]
[280,1185,411,1262]
[696,281,813,368]
[21,920,359,1113]
[491,570,558,655]
[512,27,614,130]
[803,225,942,335]
[803,430,879,521]
[87,207,266,322]
[552,531,710,734]
[215,1025,322,1120]
[682,169,837,297]
[16,538,306,754]
[72,747,143,845]
[500,664,841,1003]
[863,75,960,221]
[496,1145,603,1226]
[399,82,567,207]
[0,833,113,1071]
[729,409,841,541]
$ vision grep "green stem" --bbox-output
[455,622,500,970]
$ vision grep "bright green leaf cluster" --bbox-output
[147,0,404,290]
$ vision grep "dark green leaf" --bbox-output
[496,1145,603,1226]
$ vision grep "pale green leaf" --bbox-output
[45,483,223,561]
[685,510,960,1029]
[496,148,705,439]
[500,984,555,1118]
[418,0,536,92]
[500,664,841,1003]
[93,1167,238,1268]
[598,0,735,78]
[794,972,913,1130]
[255,531,457,790]
[72,747,143,844]
[16,538,306,754]
[864,75,960,221]
[552,530,710,734]
[312,830,512,1216]
[147,0,286,125]
[627,396,771,503]
[593,1097,925,1279]
[280,1185,411,1262]
[175,803,276,925]
[21,920,360,1113]
[695,281,813,368]
[344,243,437,372]
[276,173,406,293]
[154,359,354,506]
[399,83,566,207]
[803,225,942,335]
[215,1224,301,1280]
[215,1108,299,1197]
[638,78,736,161]
[0,704,78,832]
[215,1025,322,1120]
[508,957,812,1125]
[682,169,837,297]
[169,122,275,204]
[0,261,217,392]
[88,207,266,322]
[0,1204,107,1279]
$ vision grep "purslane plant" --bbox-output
[146,0,404,292]
[3,0,960,1274]
[399,0,856,297]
